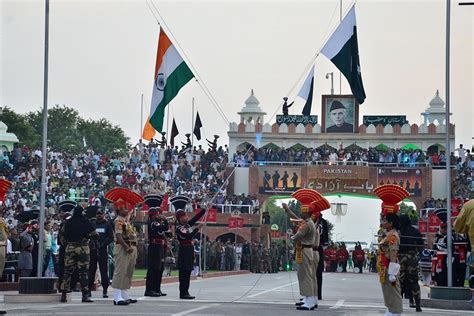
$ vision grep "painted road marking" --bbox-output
[247,282,298,298]
[330,299,345,309]
[171,303,219,316]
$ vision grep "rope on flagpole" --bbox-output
[148,0,230,125]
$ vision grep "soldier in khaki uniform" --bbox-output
[374,184,410,316]
[283,189,331,310]
[105,188,144,306]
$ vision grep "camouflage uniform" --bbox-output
[60,243,90,292]
[398,251,421,303]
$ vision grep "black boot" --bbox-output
[103,287,108,298]
[415,297,422,312]
[60,291,67,303]
[82,291,93,303]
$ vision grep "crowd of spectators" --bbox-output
[232,144,473,170]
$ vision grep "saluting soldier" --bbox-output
[106,188,144,306]
[144,194,170,297]
[171,195,206,299]
[60,205,95,303]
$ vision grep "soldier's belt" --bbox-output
[150,238,165,245]
[179,240,194,246]
[301,244,313,248]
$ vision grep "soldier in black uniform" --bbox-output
[57,200,76,288]
[171,196,206,299]
[87,206,114,298]
[316,214,328,300]
[144,194,170,297]
[60,205,96,303]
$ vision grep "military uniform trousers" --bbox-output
[178,245,195,296]
[146,244,165,293]
[297,248,315,297]
[381,273,403,314]
[316,247,324,299]
[112,244,137,290]
[89,246,110,290]
[60,243,90,292]
[399,251,420,301]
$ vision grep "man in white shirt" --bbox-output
[455,144,466,164]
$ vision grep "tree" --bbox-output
[399,202,418,224]
[1,105,130,154]
[0,106,40,148]
[78,118,130,155]
[28,105,83,153]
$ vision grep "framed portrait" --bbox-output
[321,95,359,133]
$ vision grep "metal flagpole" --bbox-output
[445,0,453,288]
[191,98,195,151]
[140,93,144,140]
[37,0,50,277]
[339,0,342,94]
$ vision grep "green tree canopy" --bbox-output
[2,105,130,154]
[0,106,40,148]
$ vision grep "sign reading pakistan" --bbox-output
[276,115,318,126]
[363,115,408,127]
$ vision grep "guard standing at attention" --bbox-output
[144,194,170,297]
[171,195,206,299]
[106,187,144,306]
[60,205,96,303]
[374,184,410,316]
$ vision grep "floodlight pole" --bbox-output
[37,0,50,277]
[445,0,453,288]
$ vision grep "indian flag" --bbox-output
[143,28,194,141]
[321,5,366,104]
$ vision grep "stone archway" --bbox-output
[427,143,445,155]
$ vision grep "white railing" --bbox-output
[227,161,431,168]
[212,204,256,214]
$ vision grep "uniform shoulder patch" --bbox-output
[387,234,398,245]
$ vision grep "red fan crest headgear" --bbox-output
[105,187,144,211]
[374,184,410,216]
[0,179,12,203]
[292,189,323,214]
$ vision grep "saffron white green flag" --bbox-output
[143,28,194,140]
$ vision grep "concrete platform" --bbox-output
[421,298,472,310]
[3,293,67,303]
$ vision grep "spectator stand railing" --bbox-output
[212,204,255,214]
[227,161,431,168]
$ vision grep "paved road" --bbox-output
[0,271,472,315]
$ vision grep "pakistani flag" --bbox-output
[321,5,366,104]
[297,64,314,116]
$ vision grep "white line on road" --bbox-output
[171,303,219,316]
[246,281,298,298]
[330,299,345,309]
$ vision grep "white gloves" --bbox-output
[388,262,400,283]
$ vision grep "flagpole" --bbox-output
[140,93,144,140]
[37,0,50,277]
[339,0,342,94]
[445,0,453,288]
[166,102,170,146]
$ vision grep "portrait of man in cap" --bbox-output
[324,97,356,133]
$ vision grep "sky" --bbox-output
[1,0,473,148]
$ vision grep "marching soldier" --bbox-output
[144,194,170,297]
[60,205,95,303]
[398,214,423,312]
[87,206,114,298]
[171,195,206,299]
[106,187,144,306]
[374,184,410,316]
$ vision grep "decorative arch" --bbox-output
[215,232,246,243]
